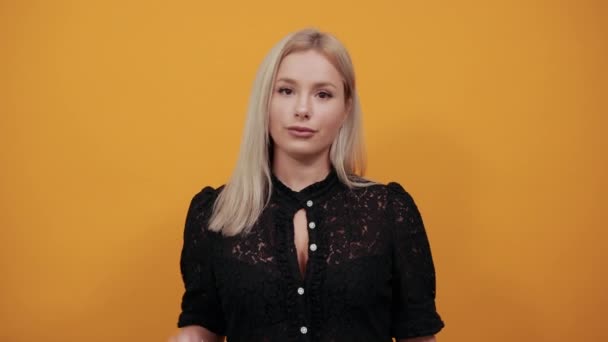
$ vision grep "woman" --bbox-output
[169,28,444,342]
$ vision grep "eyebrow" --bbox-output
[276,77,338,90]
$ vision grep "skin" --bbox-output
[269,49,349,186]
[168,49,436,342]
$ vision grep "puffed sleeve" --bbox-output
[177,186,226,335]
[387,182,445,339]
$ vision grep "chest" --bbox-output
[293,208,310,277]
[212,203,394,325]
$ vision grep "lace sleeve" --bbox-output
[387,182,445,338]
[177,186,226,335]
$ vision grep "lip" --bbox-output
[288,125,317,133]
[287,126,317,138]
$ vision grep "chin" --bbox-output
[278,143,328,160]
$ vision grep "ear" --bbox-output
[345,97,353,117]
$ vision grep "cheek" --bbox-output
[319,104,347,133]
[268,100,284,139]
[269,98,287,122]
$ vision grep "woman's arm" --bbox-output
[168,325,225,342]
[176,188,227,338]
[388,183,444,340]
[399,335,436,342]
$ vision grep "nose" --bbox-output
[294,93,311,119]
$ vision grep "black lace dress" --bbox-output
[177,168,445,342]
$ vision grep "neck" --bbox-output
[272,150,332,192]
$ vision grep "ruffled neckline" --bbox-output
[270,166,340,208]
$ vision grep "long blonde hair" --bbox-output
[209,28,375,236]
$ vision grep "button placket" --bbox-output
[269,169,338,341]
[297,196,325,339]
[306,200,318,253]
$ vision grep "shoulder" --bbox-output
[384,182,424,225]
[186,184,226,218]
[183,185,227,239]
[347,177,415,204]
[386,181,415,203]
[190,184,224,203]
[189,185,217,207]
[344,178,418,216]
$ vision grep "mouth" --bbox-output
[287,126,317,138]
[287,126,317,133]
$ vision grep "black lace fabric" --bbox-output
[178,168,445,342]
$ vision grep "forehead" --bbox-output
[276,50,342,83]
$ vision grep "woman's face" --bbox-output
[269,49,349,162]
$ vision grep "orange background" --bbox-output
[1,1,606,341]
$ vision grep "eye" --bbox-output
[277,87,293,95]
[317,91,333,99]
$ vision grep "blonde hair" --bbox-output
[209,28,375,236]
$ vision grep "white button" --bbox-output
[297,287,305,295]
[309,243,317,252]
[300,326,308,334]
[306,200,313,207]
[308,222,316,229]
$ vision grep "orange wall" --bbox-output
[1,1,606,341]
